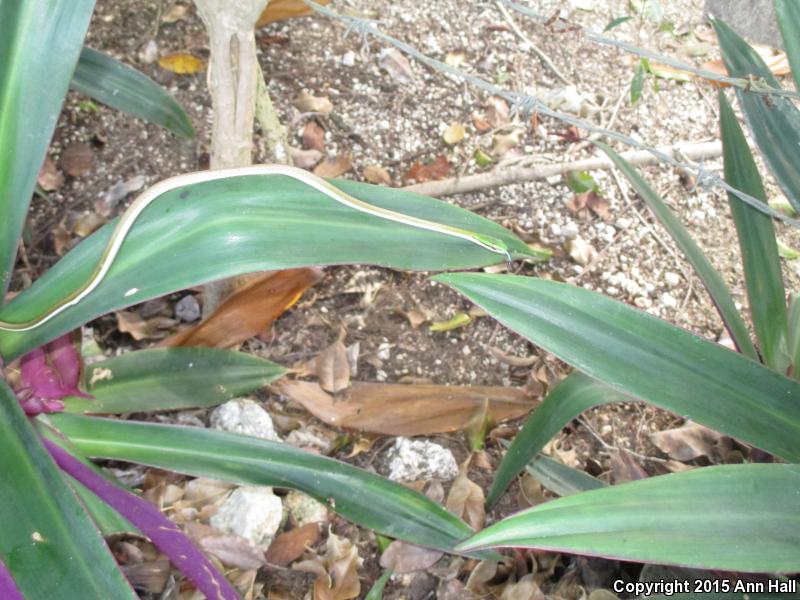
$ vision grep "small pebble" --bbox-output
[174,294,201,322]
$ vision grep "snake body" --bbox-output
[0,165,511,332]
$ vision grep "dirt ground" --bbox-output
[18,0,800,597]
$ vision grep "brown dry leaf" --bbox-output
[38,156,64,191]
[650,422,726,462]
[185,522,266,570]
[491,130,521,157]
[257,0,331,27]
[566,191,608,220]
[120,558,171,595]
[379,540,442,574]
[403,155,449,184]
[379,48,415,84]
[346,435,378,458]
[290,147,323,169]
[265,523,321,567]
[164,268,321,348]
[293,90,334,113]
[518,473,548,508]
[465,559,500,595]
[72,211,106,238]
[161,3,189,22]
[275,380,539,436]
[313,154,352,178]
[445,461,485,530]
[310,337,352,394]
[52,220,72,256]
[701,44,790,86]
[158,53,205,74]
[309,532,361,600]
[362,164,391,185]
[609,450,648,483]
[443,122,466,146]
[472,112,491,132]
[60,142,93,177]
[500,574,545,600]
[486,97,510,128]
[116,310,177,341]
[303,122,326,152]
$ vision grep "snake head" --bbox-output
[472,233,513,262]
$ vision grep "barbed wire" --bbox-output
[500,0,800,100]
[302,0,800,227]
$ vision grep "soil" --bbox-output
[17,0,800,598]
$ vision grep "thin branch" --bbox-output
[403,140,721,197]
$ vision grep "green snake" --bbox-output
[0,165,512,332]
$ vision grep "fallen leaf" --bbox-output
[161,3,189,22]
[164,268,321,348]
[257,0,331,27]
[701,44,789,86]
[158,53,205,74]
[473,149,493,167]
[38,156,64,191]
[380,541,442,573]
[445,461,485,530]
[500,574,545,600]
[303,122,326,152]
[379,48,415,84]
[472,112,491,132]
[293,90,333,113]
[72,211,106,238]
[609,450,648,483]
[362,165,391,185]
[485,97,510,128]
[313,154,352,178]
[186,522,266,570]
[290,147,323,169]
[465,560,499,595]
[295,531,360,600]
[274,380,539,436]
[429,312,472,332]
[310,337,352,394]
[650,422,727,462]
[117,311,177,341]
[265,523,321,567]
[443,122,465,145]
[120,558,170,595]
[491,130,521,157]
[95,175,147,217]
[566,236,597,266]
[52,220,72,256]
[60,142,93,177]
[403,155,449,184]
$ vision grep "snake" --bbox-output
[0,165,513,332]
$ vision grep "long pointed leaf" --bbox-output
[71,47,194,138]
[713,17,800,212]
[434,273,800,462]
[64,347,285,413]
[50,414,493,557]
[524,454,607,497]
[487,372,623,508]
[0,0,96,297]
[718,91,788,371]
[595,142,757,359]
[457,464,800,573]
[775,1,800,106]
[0,382,136,599]
[0,177,540,360]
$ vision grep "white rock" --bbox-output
[382,438,459,482]
[210,399,281,442]
[660,292,678,309]
[567,236,597,266]
[561,222,579,239]
[614,217,632,230]
[285,426,332,453]
[285,490,329,526]
[342,50,356,67]
[138,40,159,64]
[210,487,283,550]
[664,271,681,287]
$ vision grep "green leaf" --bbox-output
[365,569,393,600]
[64,348,285,413]
[631,59,646,104]
[713,17,800,213]
[775,0,800,94]
[50,413,494,557]
[595,142,758,360]
[787,294,800,380]
[718,91,788,371]
[524,454,607,497]
[434,273,800,462]
[457,464,800,573]
[71,47,194,138]
[603,16,632,32]
[0,177,537,360]
[0,0,96,297]
[488,372,622,508]
[565,171,599,194]
[0,382,136,599]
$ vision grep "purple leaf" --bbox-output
[0,559,24,600]
[44,440,241,600]
[16,334,91,415]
